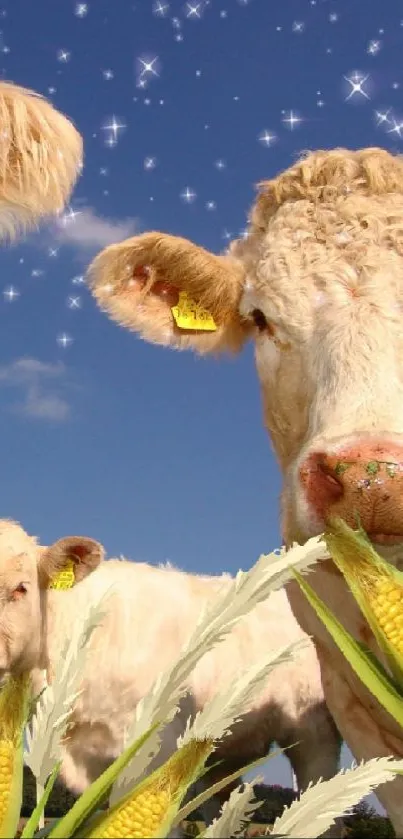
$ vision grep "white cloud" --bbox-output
[53,207,139,253]
[0,358,71,422]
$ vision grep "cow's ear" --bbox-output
[87,232,251,355]
[38,536,104,590]
[0,81,83,239]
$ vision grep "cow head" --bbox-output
[87,147,403,550]
[0,519,103,677]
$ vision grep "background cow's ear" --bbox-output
[38,536,104,589]
[0,81,83,239]
[86,231,250,355]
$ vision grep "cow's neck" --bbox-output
[38,588,82,676]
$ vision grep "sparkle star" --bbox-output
[57,333,73,348]
[367,40,381,56]
[344,72,371,101]
[74,3,88,16]
[57,49,71,62]
[180,187,197,203]
[59,207,81,226]
[374,109,391,126]
[144,156,157,169]
[67,296,81,309]
[137,56,160,81]
[102,116,126,144]
[258,129,277,146]
[185,2,203,18]
[387,117,403,138]
[282,110,302,130]
[3,286,19,301]
[153,1,169,14]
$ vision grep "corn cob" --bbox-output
[370,579,403,653]
[324,518,403,685]
[85,738,214,839]
[0,673,31,838]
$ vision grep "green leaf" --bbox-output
[293,570,403,728]
[22,763,61,839]
[48,722,159,838]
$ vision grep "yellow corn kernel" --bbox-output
[86,738,214,839]
[370,579,403,653]
[0,741,14,819]
[94,789,170,838]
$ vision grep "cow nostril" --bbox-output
[299,453,345,521]
[317,459,344,500]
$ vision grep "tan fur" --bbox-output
[0,519,340,832]
[86,146,403,834]
[0,81,83,239]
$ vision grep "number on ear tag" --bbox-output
[171,291,217,332]
[49,559,75,591]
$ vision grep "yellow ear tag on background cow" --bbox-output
[171,291,217,332]
[49,558,75,591]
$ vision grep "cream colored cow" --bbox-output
[0,519,340,830]
[87,146,403,835]
[0,81,82,238]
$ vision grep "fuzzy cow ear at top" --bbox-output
[86,231,249,355]
[0,81,83,240]
[39,536,105,590]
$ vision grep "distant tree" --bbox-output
[251,783,297,824]
[344,801,394,838]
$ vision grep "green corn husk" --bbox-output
[323,518,403,687]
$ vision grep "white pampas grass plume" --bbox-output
[272,756,403,838]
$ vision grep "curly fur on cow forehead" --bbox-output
[250,147,403,233]
[232,146,403,326]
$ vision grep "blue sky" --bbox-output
[0,0,401,800]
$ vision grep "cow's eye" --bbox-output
[251,308,273,334]
[11,583,27,601]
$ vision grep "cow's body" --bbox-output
[47,560,340,797]
[0,520,340,831]
[87,146,403,834]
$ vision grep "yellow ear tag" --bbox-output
[49,559,75,591]
[171,291,217,332]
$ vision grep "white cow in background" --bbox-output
[87,145,403,834]
[0,519,340,832]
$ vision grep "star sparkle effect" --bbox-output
[343,71,371,102]
[136,56,160,88]
[101,116,126,147]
